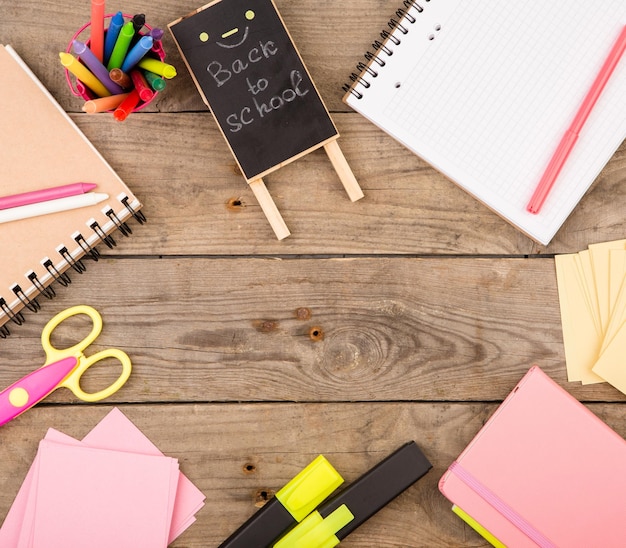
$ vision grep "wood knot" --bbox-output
[226,197,245,211]
[243,463,256,474]
[309,326,324,341]
[295,307,312,320]
[254,488,275,507]
[253,320,280,333]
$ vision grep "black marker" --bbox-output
[273,441,432,547]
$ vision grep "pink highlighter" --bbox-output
[0,182,97,210]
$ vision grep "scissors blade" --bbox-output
[0,356,78,427]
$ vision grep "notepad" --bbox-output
[0,45,144,336]
[0,409,205,547]
[555,239,626,390]
[32,441,179,547]
[439,366,626,546]
[343,1,626,245]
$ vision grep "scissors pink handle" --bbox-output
[0,357,77,427]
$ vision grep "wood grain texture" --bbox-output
[69,112,626,256]
[2,257,625,404]
[1,0,625,546]
[1,402,625,547]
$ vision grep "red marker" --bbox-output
[114,88,140,121]
[90,0,106,61]
[130,69,154,102]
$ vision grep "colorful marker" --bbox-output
[0,193,109,224]
[82,93,130,113]
[90,0,105,61]
[107,20,135,70]
[0,183,97,210]
[149,27,164,41]
[273,442,432,547]
[109,68,132,89]
[137,57,177,79]
[218,455,344,548]
[121,35,153,73]
[113,88,140,121]
[143,70,166,91]
[132,13,146,34]
[72,40,124,95]
[59,52,111,97]
[130,70,154,102]
[103,11,125,65]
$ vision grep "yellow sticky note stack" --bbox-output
[555,239,626,391]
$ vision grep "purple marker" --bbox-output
[72,40,125,95]
[149,27,164,41]
[120,35,153,73]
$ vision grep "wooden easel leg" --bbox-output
[248,178,291,240]
[324,139,364,202]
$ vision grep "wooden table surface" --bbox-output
[1,1,625,546]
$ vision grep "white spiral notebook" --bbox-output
[0,45,145,337]
[343,0,626,245]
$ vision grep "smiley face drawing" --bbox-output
[199,9,256,49]
[169,0,339,182]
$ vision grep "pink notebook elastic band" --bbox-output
[449,461,557,548]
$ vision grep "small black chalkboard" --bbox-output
[169,0,338,181]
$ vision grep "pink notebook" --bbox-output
[439,366,626,547]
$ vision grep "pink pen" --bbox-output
[0,182,97,210]
[527,25,626,214]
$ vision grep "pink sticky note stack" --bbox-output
[0,408,205,547]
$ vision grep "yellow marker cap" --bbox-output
[273,505,354,548]
[275,455,344,522]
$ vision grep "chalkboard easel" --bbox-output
[248,139,362,239]
[169,0,363,239]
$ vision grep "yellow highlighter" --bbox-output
[59,52,111,98]
[218,455,343,548]
[273,505,354,548]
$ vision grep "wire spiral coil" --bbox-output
[0,196,145,338]
[342,0,431,99]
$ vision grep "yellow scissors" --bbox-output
[0,305,131,427]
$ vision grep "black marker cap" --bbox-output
[132,13,146,33]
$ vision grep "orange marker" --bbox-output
[90,0,106,61]
[82,93,131,113]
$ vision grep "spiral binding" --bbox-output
[342,0,431,99]
[0,195,146,338]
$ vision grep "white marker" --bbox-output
[0,192,109,224]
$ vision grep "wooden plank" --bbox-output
[2,257,624,403]
[1,402,625,547]
[67,113,626,256]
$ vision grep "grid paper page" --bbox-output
[345,0,626,244]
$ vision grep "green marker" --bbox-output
[143,70,166,92]
[107,21,135,71]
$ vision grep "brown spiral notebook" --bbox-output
[0,45,145,337]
